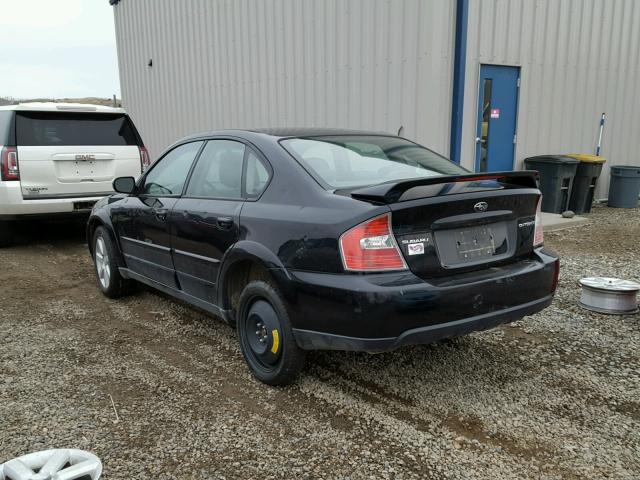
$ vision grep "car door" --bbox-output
[111,140,203,288]
[170,139,269,304]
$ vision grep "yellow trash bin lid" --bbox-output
[566,153,606,163]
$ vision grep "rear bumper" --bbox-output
[293,295,553,351]
[0,182,106,219]
[284,248,559,351]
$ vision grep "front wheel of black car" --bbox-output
[93,226,136,299]
[237,280,306,386]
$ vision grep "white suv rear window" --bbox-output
[0,111,13,145]
[16,112,138,146]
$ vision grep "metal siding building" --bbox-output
[113,0,640,199]
[461,0,640,199]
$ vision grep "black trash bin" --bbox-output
[524,155,579,213]
[567,154,606,214]
[608,165,640,208]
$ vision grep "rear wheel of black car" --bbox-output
[0,221,15,247]
[237,280,306,386]
[93,226,136,298]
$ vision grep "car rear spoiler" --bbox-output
[343,170,540,204]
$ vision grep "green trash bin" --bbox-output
[524,155,579,213]
[567,154,606,214]
[608,165,640,208]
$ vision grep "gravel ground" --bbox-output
[1,205,639,479]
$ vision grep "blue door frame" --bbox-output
[449,0,469,164]
[475,65,520,172]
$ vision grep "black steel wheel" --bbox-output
[237,280,306,386]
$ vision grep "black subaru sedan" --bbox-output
[87,129,559,385]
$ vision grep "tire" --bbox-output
[237,280,306,386]
[92,226,136,298]
[0,221,15,248]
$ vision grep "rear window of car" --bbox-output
[16,112,138,146]
[0,111,14,146]
[281,135,467,189]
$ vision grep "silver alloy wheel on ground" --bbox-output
[579,277,640,314]
[94,236,111,289]
[0,449,102,480]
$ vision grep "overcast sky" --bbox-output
[0,0,120,99]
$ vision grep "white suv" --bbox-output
[0,102,149,246]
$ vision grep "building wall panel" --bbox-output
[462,0,640,198]
[114,0,456,161]
[114,0,640,200]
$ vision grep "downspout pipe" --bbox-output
[449,0,469,164]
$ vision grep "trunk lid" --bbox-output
[17,145,141,198]
[15,111,142,199]
[345,172,541,277]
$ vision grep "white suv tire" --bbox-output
[0,221,14,247]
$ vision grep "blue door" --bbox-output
[475,65,520,172]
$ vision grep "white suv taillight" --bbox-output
[339,213,407,271]
[533,196,544,247]
[1,146,19,181]
[139,146,151,172]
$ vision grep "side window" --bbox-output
[245,150,270,199]
[185,140,245,199]
[142,141,203,196]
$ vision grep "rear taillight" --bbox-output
[339,213,407,272]
[1,147,19,181]
[533,196,544,247]
[139,146,151,172]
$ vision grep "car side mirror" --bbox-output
[113,176,136,194]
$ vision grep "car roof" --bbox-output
[0,102,126,114]
[246,127,391,137]
[179,127,394,143]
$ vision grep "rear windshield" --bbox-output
[281,135,467,189]
[0,111,14,146]
[16,112,138,146]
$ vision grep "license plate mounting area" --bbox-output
[433,221,510,268]
[455,226,495,261]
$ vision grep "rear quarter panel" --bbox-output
[240,195,387,272]
[235,135,387,273]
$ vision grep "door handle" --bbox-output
[154,208,168,221]
[216,216,233,230]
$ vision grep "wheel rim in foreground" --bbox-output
[0,449,102,480]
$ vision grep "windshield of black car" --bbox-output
[281,135,468,189]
